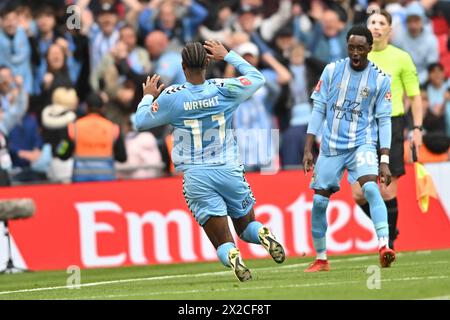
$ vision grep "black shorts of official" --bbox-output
[387,116,406,178]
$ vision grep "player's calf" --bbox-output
[362,181,396,267]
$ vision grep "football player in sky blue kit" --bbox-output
[135,40,285,282]
[303,25,396,272]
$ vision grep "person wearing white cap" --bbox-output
[234,41,260,58]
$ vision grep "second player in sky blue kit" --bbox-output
[135,41,285,282]
[303,25,396,272]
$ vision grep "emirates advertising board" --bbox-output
[1,164,449,271]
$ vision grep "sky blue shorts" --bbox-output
[311,144,379,193]
[182,165,256,226]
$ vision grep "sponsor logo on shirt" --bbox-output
[151,102,159,112]
[331,100,362,122]
[238,77,252,86]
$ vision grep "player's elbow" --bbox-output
[134,124,144,132]
[256,72,266,87]
[312,101,326,114]
[246,68,265,85]
[377,115,391,127]
[135,122,151,132]
[134,113,148,132]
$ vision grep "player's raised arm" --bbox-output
[376,76,393,186]
[134,74,169,131]
[204,40,265,103]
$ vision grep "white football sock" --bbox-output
[378,236,389,249]
[317,251,327,260]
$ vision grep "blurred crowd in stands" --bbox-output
[0,0,449,185]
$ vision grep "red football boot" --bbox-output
[379,246,396,268]
[304,259,330,273]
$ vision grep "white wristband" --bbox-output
[144,94,154,101]
[380,155,389,164]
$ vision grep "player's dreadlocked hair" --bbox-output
[346,25,373,46]
[181,42,208,70]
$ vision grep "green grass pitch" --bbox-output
[0,249,449,300]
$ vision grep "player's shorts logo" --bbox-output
[239,77,252,86]
[242,194,253,210]
[151,102,159,112]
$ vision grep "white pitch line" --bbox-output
[70,275,450,300]
[72,280,364,300]
[414,250,432,255]
[0,252,447,297]
[0,271,227,296]
[0,255,369,296]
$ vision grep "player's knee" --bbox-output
[362,181,381,200]
[313,194,329,211]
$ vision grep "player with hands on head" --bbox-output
[136,40,286,282]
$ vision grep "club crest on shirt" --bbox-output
[360,87,370,99]
[151,101,159,112]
